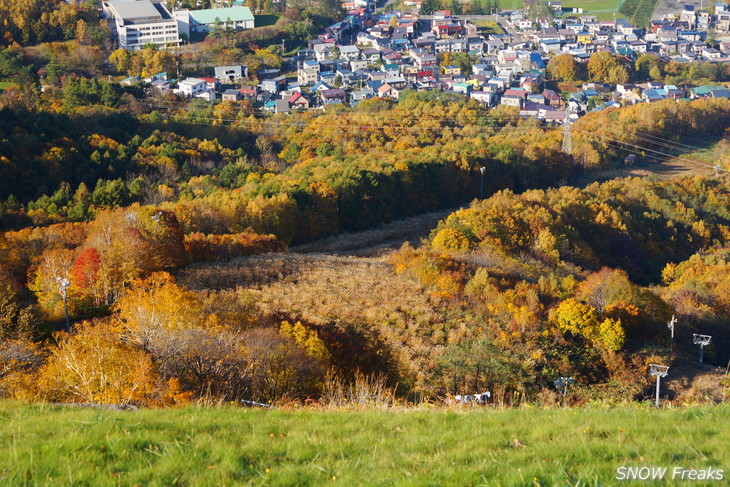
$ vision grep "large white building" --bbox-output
[103,0,181,50]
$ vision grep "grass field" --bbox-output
[619,0,661,26]
[0,81,18,93]
[561,0,622,10]
[1,402,728,486]
[475,20,506,36]
[497,0,620,9]
[254,15,280,28]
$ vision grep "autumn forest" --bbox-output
[1,0,730,405]
[0,83,728,408]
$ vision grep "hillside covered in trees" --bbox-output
[1,87,729,407]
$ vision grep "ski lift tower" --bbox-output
[554,376,574,406]
[692,334,712,369]
[649,364,669,408]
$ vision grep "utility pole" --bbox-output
[667,315,676,352]
[479,166,486,198]
[56,277,71,333]
[561,112,572,154]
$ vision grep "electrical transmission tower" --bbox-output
[561,112,572,155]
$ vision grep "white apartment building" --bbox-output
[103,0,181,50]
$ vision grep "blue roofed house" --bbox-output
[529,52,546,70]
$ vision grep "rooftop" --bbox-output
[109,0,161,20]
[189,6,254,25]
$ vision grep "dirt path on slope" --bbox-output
[290,207,459,257]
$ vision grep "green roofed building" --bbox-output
[689,85,730,100]
[188,6,254,33]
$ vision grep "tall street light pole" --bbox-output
[479,166,486,199]
[667,315,676,352]
[57,277,71,332]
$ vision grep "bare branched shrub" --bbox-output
[321,369,396,409]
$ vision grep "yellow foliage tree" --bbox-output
[280,320,331,362]
[37,320,157,405]
[551,298,625,351]
[113,272,205,349]
[432,227,472,252]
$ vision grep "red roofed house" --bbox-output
[542,89,562,108]
[288,91,310,110]
[199,77,219,91]
[378,83,400,99]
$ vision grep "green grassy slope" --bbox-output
[1,402,728,486]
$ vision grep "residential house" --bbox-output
[314,43,338,61]
[470,91,495,106]
[176,78,207,97]
[215,66,247,85]
[543,109,566,123]
[238,87,257,99]
[320,88,348,105]
[121,75,141,86]
[378,83,399,98]
[274,99,291,114]
[543,89,562,107]
[288,91,310,110]
[298,60,320,86]
[350,59,369,71]
[452,83,471,95]
[501,88,527,107]
[360,48,381,64]
[257,69,281,80]
[443,65,461,75]
[383,51,403,64]
[198,77,218,92]
[702,47,723,60]
[433,10,452,21]
[409,48,438,70]
[339,45,360,61]
[642,88,667,102]
[690,85,730,99]
[717,10,730,32]
[665,85,685,99]
[472,63,492,76]
[221,89,241,101]
[260,75,287,94]
[350,87,376,105]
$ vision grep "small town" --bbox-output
[100,0,730,121]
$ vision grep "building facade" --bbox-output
[103,0,181,50]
